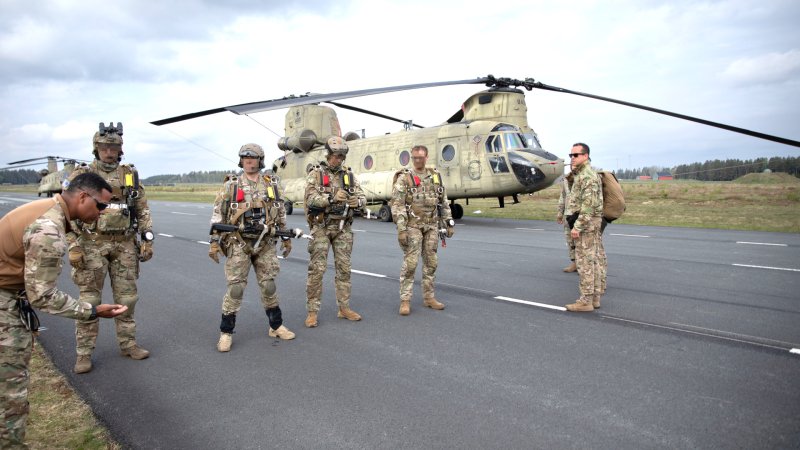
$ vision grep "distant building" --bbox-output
[656,172,673,181]
[637,175,652,180]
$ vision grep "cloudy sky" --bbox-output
[1,0,798,177]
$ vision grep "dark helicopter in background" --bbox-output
[0,156,88,197]
[152,75,800,220]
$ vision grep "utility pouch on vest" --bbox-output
[96,208,132,233]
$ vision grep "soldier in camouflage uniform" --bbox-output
[66,123,154,374]
[0,173,127,448]
[556,172,577,273]
[208,143,295,352]
[565,143,605,312]
[303,136,366,327]
[391,145,454,316]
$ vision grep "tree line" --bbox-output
[0,169,41,184]
[614,156,800,181]
[142,171,233,185]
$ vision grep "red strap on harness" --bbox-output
[322,174,330,186]
[236,189,244,202]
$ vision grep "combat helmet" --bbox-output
[238,143,265,169]
[324,136,348,156]
[92,122,124,161]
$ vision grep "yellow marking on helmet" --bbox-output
[125,173,134,187]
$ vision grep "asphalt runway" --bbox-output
[1,193,799,449]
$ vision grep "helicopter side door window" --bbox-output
[484,135,503,153]
[488,155,510,173]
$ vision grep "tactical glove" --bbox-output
[346,196,361,208]
[446,226,455,238]
[397,230,408,248]
[68,245,85,269]
[280,239,292,258]
[139,241,153,262]
[208,241,223,263]
[333,189,348,203]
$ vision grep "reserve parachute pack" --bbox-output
[597,171,625,222]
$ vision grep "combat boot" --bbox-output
[217,333,232,352]
[423,298,445,310]
[305,311,318,328]
[120,344,150,360]
[563,261,577,273]
[74,355,92,374]
[337,307,362,321]
[399,300,411,316]
[565,299,594,312]
[268,325,296,340]
[593,295,601,309]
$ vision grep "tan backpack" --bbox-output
[598,171,625,222]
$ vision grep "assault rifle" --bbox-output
[210,223,312,240]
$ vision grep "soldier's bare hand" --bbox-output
[333,189,348,203]
[398,230,408,248]
[96,304,128,318]
[68,245,85,269]
[571,229,580,239]
[557,215,564,224]
[208,241,223,263]
[280,239,292,258]
[446,226,455,238]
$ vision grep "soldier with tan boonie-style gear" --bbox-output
[0,173,127,448]
[303,136,366,327]
[67,122,154,374]
[391,145,454,316]
[209,143,296,352]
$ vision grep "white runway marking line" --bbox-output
[158,233,174,238]
[790,348,800,355]
[171,212,197,216]
[352,229,366,232]
[732,264,800,272]
[610,233,650,238]
[514,227,544,231]
[198,241,210,245]
[0,197,28,203]
[351,269,386,278]
[495,296,567,311]
[736,241,787,247]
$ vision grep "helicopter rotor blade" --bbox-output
[325,101,425,128]
[0,162,52,170]
[530,82,800,148]
[6,156,55,165]
[151,77,494,126]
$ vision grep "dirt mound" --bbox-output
[733,172,800,184]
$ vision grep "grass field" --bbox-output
[3,172,799,447]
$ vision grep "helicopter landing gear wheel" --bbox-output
[378,204,393,222]
[451,203,463,219]
[284,200,293,215]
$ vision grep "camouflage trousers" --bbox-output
[598,228,607,292]
[306,224,353,312]
[0,288,33,449]
[563,224,576,261]
[575,216,606,300]
[221,238,280,315]
[71,236,139,355]
[399,226,439,302]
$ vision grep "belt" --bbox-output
[83,231,134,241]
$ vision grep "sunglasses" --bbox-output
[569,153,586,158]
[81,191,108,211]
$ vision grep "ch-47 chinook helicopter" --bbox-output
[152,75,800,221]
[0,156,87,197]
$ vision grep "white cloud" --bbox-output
[723,49,800,85]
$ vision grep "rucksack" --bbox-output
[597,171,625,222]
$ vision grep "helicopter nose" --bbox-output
[507,151,548,189]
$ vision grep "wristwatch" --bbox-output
[141,230,155,242]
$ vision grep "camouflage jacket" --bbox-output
[304,162,365,227]
[557,173,575,219]
[68,160,152,236]
[210,172,287,239]
[390,167,452,231]
[0,195,92,319]
[568,160,603,232]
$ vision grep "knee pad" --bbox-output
[263,279,276,296]
[265,306,283,329]
[227,282,246,300]
[220,313,236,333]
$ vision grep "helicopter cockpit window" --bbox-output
[485,135,503,153]
[364,155,374,170]
[441,145,455,162]
[399,150,410,166]
[502,132,527,151]
[522,132,542,149]
[488,155,510,173]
